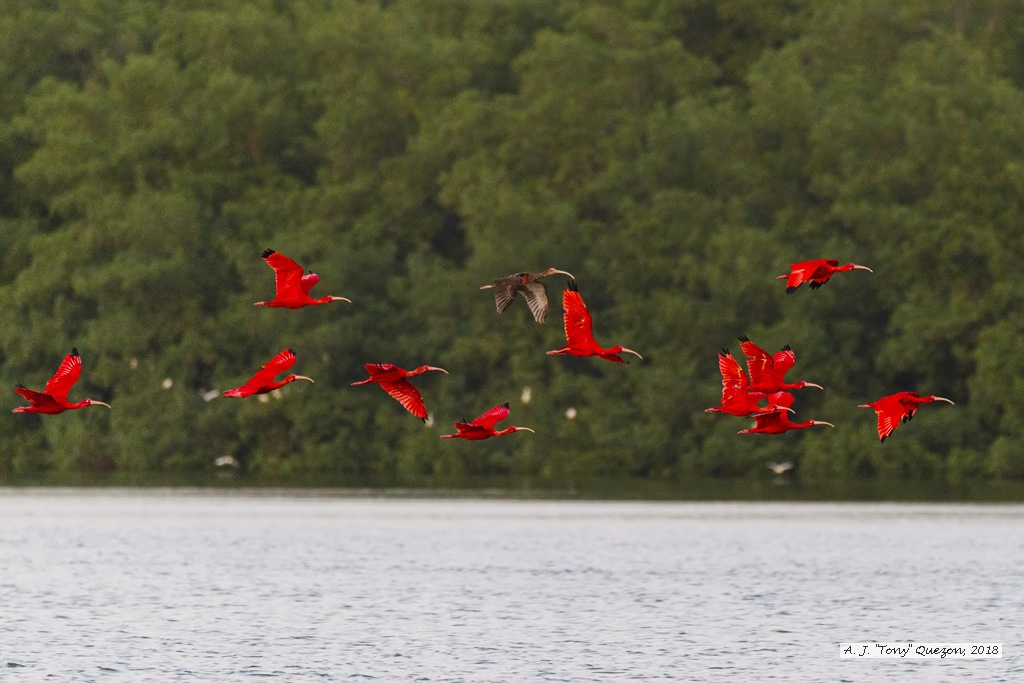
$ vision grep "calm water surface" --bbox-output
[0,490,1020,682]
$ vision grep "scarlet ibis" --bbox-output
[738,409,834,435]
[777,259,872,293]
[546,280,641,364]
[738,391,833,434]
[441,402,535,440]
[738,336,823,393]
[858,391,954,442]
[12,348,111,414]
[254,249,351,309]
[223,349,314,398]
[705,350,794,417]
[351,363,448,421]
[480,268,574,323]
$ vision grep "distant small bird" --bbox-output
[441,403,535,440]
[777,259,872,293]
[738,336,823,393]
[767,461,794,475]
[547,280,642,364]
[254,249,351,309]
[12,348,111,414]
[223,349,314,398]
[858,391,954,442]
[738,392,833,435]
[352,363,448,421]
[215,455,240,468]
[480,268,574,323]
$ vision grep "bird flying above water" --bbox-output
[858,391,954,442]
[738,336,823,393]
[777,259,872,294]
[223,349,314,398]
[546,280,641,364]
[441,403,535,440]
[352,363,448,421]
[254,249,351,309]
[12,348,111,414]
[480,268,574,323]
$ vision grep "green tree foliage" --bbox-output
[1,0,1022,485]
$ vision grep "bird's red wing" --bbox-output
[870,395,906,441]
[784,260,824,290]
[364,363,397,376]
[772,347,796,379]
[264,251,305,301]
[753,410,787,430]
[521,281,550,323]
[455,423,489,437]
[766,391,795,410]
[718,352,748,391]
[562,289,596,350]
[471,404,510,429]
[236,349,296,394]
[299,272,320,296]
[44,352,82,403]
[739,339,774,386]
[379,379,428,419]
[15,385,61,410]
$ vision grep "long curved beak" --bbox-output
[815,421,835,428]
[854,265,873,272]
[934,397,954,405]
[330,296,352,303]
[479,284,495,290]
[427,367,449,374]
[295,376,315,383]
[91,401,112,409]
[552,269,574,279]
[516,427,536,433]
[857,404,872,409]
[621,348,643,360]
[805,382,824,390]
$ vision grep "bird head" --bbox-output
[544,268,575,279]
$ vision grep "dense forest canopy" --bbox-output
[1,0,1023,484]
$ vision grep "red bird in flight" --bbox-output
[777,259,872,294]
[480,268,574,323]
[738,336,823,393]
[254,249,351,309]
[352,363,448,421]
[858,391,954,442]
[705,350,795,417]
[441,402,535,440]
[223,349,314,398]
[737,392,834,435]
[546,280,641,364]
[13,348,111,414]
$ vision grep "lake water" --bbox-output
[0,490,1020,682]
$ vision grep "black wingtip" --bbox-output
[287,348,295,354]
[15,383,25,389]
[71,347,79,357]
[786,288,796,294]
[782,344,792,351]
[421,417,428,423]
[720,348,730,356]
[737,334,749,343]
[261,248,275,259]
[567,278,578,292]
[502,402,510,409]
[880,435,887,443]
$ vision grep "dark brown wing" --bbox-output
[489,275,522,315]
[520,280,550,323]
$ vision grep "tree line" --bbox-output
[1,0,1023,485]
